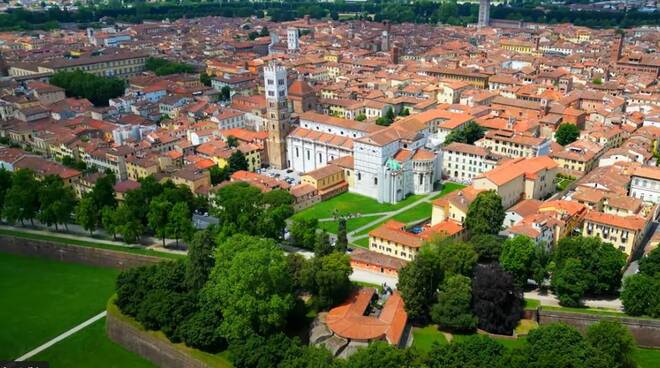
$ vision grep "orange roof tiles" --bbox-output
[325,288,408,345]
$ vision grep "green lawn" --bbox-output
[431,182,465,200]
[292,192,424,221]
[318,216,384,234]
[352,237,369,248]
[524,298,540,309]
[0,252,120,359]
[412,325,449,352]
[33,318,154,368]
[541,305,629,318]
[634,348,660,368]
[392,202,432,223]
[0,228,182,260]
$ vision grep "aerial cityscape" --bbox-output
[0,0,659,367]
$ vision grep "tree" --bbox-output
[230,333,300,368]
[555,123,580,146]
[586,320,636,368]
[444,121,485,145]
[355,113,366,121]
[471,263,523,335]
[553,236,626,296]
[226,135,239,148]
[200,72,212,87]
[500,236,537,288]
[145,57,194,76]
[38,175,76,231]
[516,323,607,368]
[0,168,13,211]
[209,165,230,185]
[375,107,395,126]
[50,70,126,106]
[314,230,333,257]
[3,169,40,225]
[427,335,506,368]
[639,247,660,277]
[186,229,216,290]
[335,217,348,253]
[167,202,193,246]
[345,341,419,368]
[279,344,336,368]
[116,203,143,244]
[551,258,588,307]
[465,190,505,236]
[621,274,659,317]
[90,173,116,211]
[429,239,478,276]
[178,304,226,352]
[101,206,120,240]
[470,234,502,261]
[204,234,295,340]
[220,86,231,101]
[431,274,477,332]
[228,150,249,173]
[289,217,318,250]
[398,251,444,322]
[213,182,262,236]
[75,195,97,236]
[302,252,352,309]
[148,197,172,246]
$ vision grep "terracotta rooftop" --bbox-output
[325,288,408,345]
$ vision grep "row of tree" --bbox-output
[228,319,637,368]
[116,229,353,352]
[621,247,660,318]
[4,1,657,32]
[50,70,126,107]
[144,57,195,76]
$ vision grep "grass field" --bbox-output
[352,237,369,248]
[392,202,432,223]
[0,252,121,359]
[431,182,465,200]
[318,215,384,234]
[32,318,154,368]
[634,348,660,368]
[412,325,449,352]
[0,228,182,260]
[292,192,424,221]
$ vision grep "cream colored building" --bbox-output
[582,210,650,258]
[472,156,558,209]
[475,129,551,159]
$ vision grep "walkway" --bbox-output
[15,311,107,361]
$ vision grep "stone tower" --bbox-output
[264,63,290,169]
[287,27,299,51]
[478,0,490,28]
[611,32,624,64]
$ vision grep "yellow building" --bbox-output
[431,186,482,226]
[500,39,539,55]
[300,163,348,200]
[368,220,423,261]
[126,156,159,181]
[169,167,211,194]
[582,210,649,259]
[551,141,603,177]
[472,156,558,209]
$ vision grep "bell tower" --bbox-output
[264,63,290,169]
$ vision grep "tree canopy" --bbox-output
[50,70,125,106]
[465,190,505,236]
[555,123,580,146]
[444,121,485,145]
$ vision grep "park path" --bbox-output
[15,311,107,361]
[0,224,186,256]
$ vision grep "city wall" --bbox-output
[0,234,163,269]
[533,308,660,348]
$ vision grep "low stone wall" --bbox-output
[537,308,660,348]
[0,234,164,270]
[106,308,208,368]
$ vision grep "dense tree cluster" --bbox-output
[0,169,76,230]
[621,247,660,317]
[555,123,580,146]
[551,236,626,306]
[398,235,522,335]
[145,57,195,76]
[50,70,125,106]
[212,182,293,240]
[443,122,485,146]
[1,1,657,33]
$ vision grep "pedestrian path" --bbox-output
[15,311,107,361]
